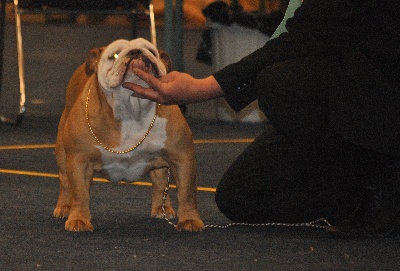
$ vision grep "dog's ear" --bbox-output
[85,47,104,76]
[158,50,173,73]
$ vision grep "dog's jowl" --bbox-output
[53,38,204,232]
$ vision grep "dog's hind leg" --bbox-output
[149,167,176,219]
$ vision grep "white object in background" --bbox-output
[211,23,269,123]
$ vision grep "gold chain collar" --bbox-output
[85,86,158,154]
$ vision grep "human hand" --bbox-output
[122,69,223,105]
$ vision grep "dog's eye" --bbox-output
[109,52,119,60]
[149,49,157,56]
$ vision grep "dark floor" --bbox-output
[1,19,400,271]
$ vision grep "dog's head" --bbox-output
[86,38,172,94]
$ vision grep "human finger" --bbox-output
[122,82,160,101]
[132,68,163,90]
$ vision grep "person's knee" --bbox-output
[215,175,252,222]
[215,177,235,219]
[215,176,270,223]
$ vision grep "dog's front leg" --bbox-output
[64,155,94,232]
[150,167,176,219]
[171,160,204,232]
[54,133,71,218]
[53,169,71,218]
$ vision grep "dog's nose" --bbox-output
[128,49,142,59]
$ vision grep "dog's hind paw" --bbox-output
[176,219,205,232]
[65,218,94,232]
[53,205,70,218]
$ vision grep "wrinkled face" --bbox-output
[97,38,168,92]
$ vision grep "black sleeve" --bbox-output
[213,31,329,111]
[213,0,389,112]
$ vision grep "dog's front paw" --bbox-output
[176,219,205,232]
[152,205,176,219]
[53,205,70,218]
[65,218,94,232]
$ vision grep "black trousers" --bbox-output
[215,56,398,224]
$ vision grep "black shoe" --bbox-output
[327,186,400,238]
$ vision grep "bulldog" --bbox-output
[53,38,204,232]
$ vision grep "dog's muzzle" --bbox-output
[122,49,160,78]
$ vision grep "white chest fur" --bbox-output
[99,114,168,182]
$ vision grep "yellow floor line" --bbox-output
[0,138,254,151]
[194,138,255,144]
[0,168,217,193]
[0,144,56,150]
[0,139,247,193]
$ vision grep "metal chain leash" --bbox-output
[161,169,177,228]
[161,168,332,231]
[203,218,331,230]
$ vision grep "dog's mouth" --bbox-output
[122,49,160,78]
